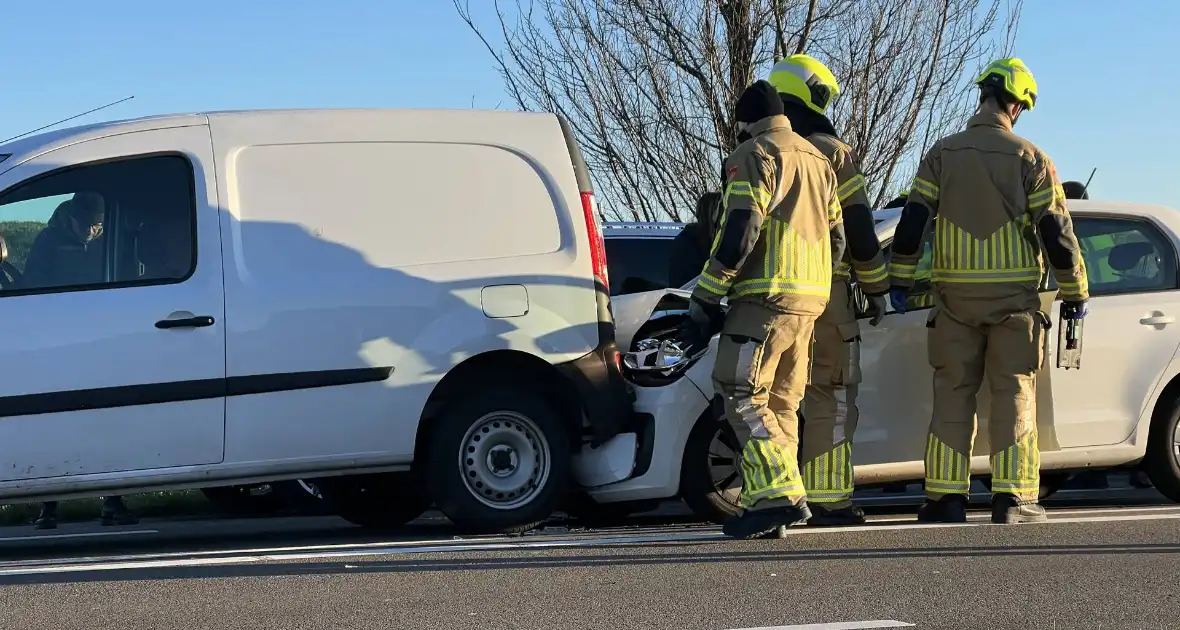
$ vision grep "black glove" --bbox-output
[1062,299,1088,320]
[676,297,725,355]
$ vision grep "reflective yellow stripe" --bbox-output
[911,176,938,200]
[837,174,866,203]
[732,278,830,298]
[1028,184,1065,210]
[696,271,730,295]
[857,263,888,285]
[726,180,772,211]
[829,198,842,223]
[925,434,970,495]
[834,261,851,278]
[990,434,1040,499]
[740,438,806,507]
[932,268,1041,283]
[931,216,1040,285]
[890,262,917,280]
[730,217,832,299]
[1056,279,1086,298]
[803,442,854,503]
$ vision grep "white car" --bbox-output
[0,108,634,535]
[576,201,1180,523]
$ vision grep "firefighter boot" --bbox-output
[723,504,812,540]
[991,493,1047,524]
[100,497,139,526]
[34,502,58,530]
[916,494,967,523]
[807,504,867,526]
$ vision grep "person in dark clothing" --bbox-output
[21,192,106,290]
[884,194,908,209]
[667,191,723,288]
[35,496,138,529]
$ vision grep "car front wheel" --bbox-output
[680,407,742,524]
[426,388,570,534]
[1145,398,1180,503]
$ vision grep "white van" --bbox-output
[0,108,634,534]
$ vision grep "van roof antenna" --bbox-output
[0,96,135,145]
[1080,167,1097,198]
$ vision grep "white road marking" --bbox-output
[728,621,915,629]
[0,529,157,543]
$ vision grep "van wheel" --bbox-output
[1145,398,1180,503]
[316,473,431,528]
[979,472,1070,501]
[680,408,741,524]
[426,388,570,534]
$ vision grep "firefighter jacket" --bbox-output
[889,108,1089,302]
[693,115,846,317]
[806,132,889,296]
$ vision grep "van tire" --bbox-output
[316,473,431,528]
[1145,398,1180,503]
[680,408,742,524]
[426,388,570,534]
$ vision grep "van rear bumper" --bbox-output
[556,337,635,447]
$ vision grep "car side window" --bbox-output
[0,155,197,296]
[1045,217,1179,297]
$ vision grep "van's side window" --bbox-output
[0,155,196,295]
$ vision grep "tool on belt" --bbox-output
[1056,301,1085,370]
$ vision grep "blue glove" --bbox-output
[1062,299,1088,320]
[889,287,909,314]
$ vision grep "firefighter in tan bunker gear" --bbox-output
[888,58,1089,525]
[769,54,889,526]
[680,80,846,539]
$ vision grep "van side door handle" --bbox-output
[156,315,215,329]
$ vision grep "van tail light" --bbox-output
[580,191,609,292]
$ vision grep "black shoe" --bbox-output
[916,494,967,523]
[991,493,1047,524]
[807,504,866,527]
[34,515,57,530]
[722,504,812,539]
[100,508,139,526]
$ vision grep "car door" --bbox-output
[1042,212,1180,447]
[854,227,937,467]
[0,125,226,483]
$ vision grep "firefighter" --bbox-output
[888,58,1089,524]
[678,80,846,538]
[769,54,889,526]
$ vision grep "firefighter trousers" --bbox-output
[801,278,861,509]
[713,301,818,511]
[925,289,1048,503]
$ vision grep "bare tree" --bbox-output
[457,0,1021,221]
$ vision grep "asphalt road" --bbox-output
[0,481,1175,630]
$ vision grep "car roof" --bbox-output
[603,221,684,239]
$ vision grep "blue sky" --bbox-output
[1,1,1176,214]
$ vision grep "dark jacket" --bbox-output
[668,192,723,288]
[21,200,105,289]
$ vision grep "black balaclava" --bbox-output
[781,98,838,138]
[1061,181,1089,200]
[734,80,784,143]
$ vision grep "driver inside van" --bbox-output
[22,192,106,289]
